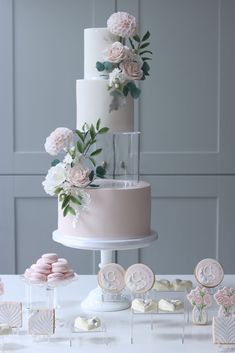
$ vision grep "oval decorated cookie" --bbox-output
[98,263,126,293]
[125,263,155,294]
[194,258,224,288]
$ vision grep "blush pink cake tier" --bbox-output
[57,179,151,240]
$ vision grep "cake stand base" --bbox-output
[81,287,130,312]
[52,230,157,250]
[53,230,158,311]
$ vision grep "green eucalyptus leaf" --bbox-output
[96,118,101,131]
[68,206,76,216]
[139,42,150,49]
[103,61,113,72]
[142,61,150,75]
[89,157,96,167]
[70,195,82,205]
[96,166,106,177]
[132,34,140,42]
[63,205,69,217]
[55,187,63,195]
[129,37,135,49]
[139,50,153,55]
[142,57,152,61]
[51,159,60,167]
[96,61,105,72]
[62,195,70,209]
[98,127,109,134]
[123,85,129,97]
[75,129,85,142]
[142,30,150,42]
[89,170,94,181]
[90,124,96,140]
[90,148,102,157]
[59,193,65,202]
[76,140,84,153]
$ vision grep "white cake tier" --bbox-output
[84,28,118,79]
[58,180,151,240]
[76,79,134,132]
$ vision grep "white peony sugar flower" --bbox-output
[107,12,137,38]
[45,127,74,156]
[42,163,67,196]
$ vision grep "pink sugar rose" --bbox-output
[67,164,90,188]
[107,12,137,38]
[104,42,128,63]
[203,294,212,306]
[194,296,203,306]
[120,60,143,81]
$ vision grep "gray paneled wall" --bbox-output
[1,0,235,274]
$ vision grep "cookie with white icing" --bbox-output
[28,309,55,335]
[0,302,22,328]
[125,264,155,294]
[194,258,224,288]
[98,263,125,293]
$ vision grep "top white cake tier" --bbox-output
[84,28,118,79]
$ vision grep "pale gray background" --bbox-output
[1,0,235,274]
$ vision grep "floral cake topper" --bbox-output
[96,11,152,111]
[42,120,109,221]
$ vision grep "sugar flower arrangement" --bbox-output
[96,11,152,110]
[42,120,109,220]
[214,287,235,316]
[187,286,212,309]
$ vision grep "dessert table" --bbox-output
[0,274,234,353]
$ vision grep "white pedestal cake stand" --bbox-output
[53,230,157,312]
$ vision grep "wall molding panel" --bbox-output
[1,0,235,273]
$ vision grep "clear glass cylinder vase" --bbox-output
[96,132,140,181]
[192,306,208,325]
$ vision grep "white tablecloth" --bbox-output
[0,274,235,353]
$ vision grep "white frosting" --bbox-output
[74,316,101,331]
[131,299,158,313]
[158,299,183,312]
[84,28,118,79]
[76,79,134,133]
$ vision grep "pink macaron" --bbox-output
[57,258,68,264]
[31,263,51,275]
[63,270,75,279]
[29,272,47,282]
[41,253,58,264]
[47,272,65,282]
[51,263,69,273]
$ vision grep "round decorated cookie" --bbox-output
[98,263,125,293]
[125,263,155,294]
[194,258,224,288]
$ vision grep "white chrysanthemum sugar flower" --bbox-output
[109,68,126,87]
[45,127,74,156]
[42,163,66,196]
[107,12,137,38]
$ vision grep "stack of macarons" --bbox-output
[24,253,75,283]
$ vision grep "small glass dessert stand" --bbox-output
[21,274,78,310]
[53,230,158,311]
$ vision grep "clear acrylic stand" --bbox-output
[69,320,108,347]
[130,289,188,344]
